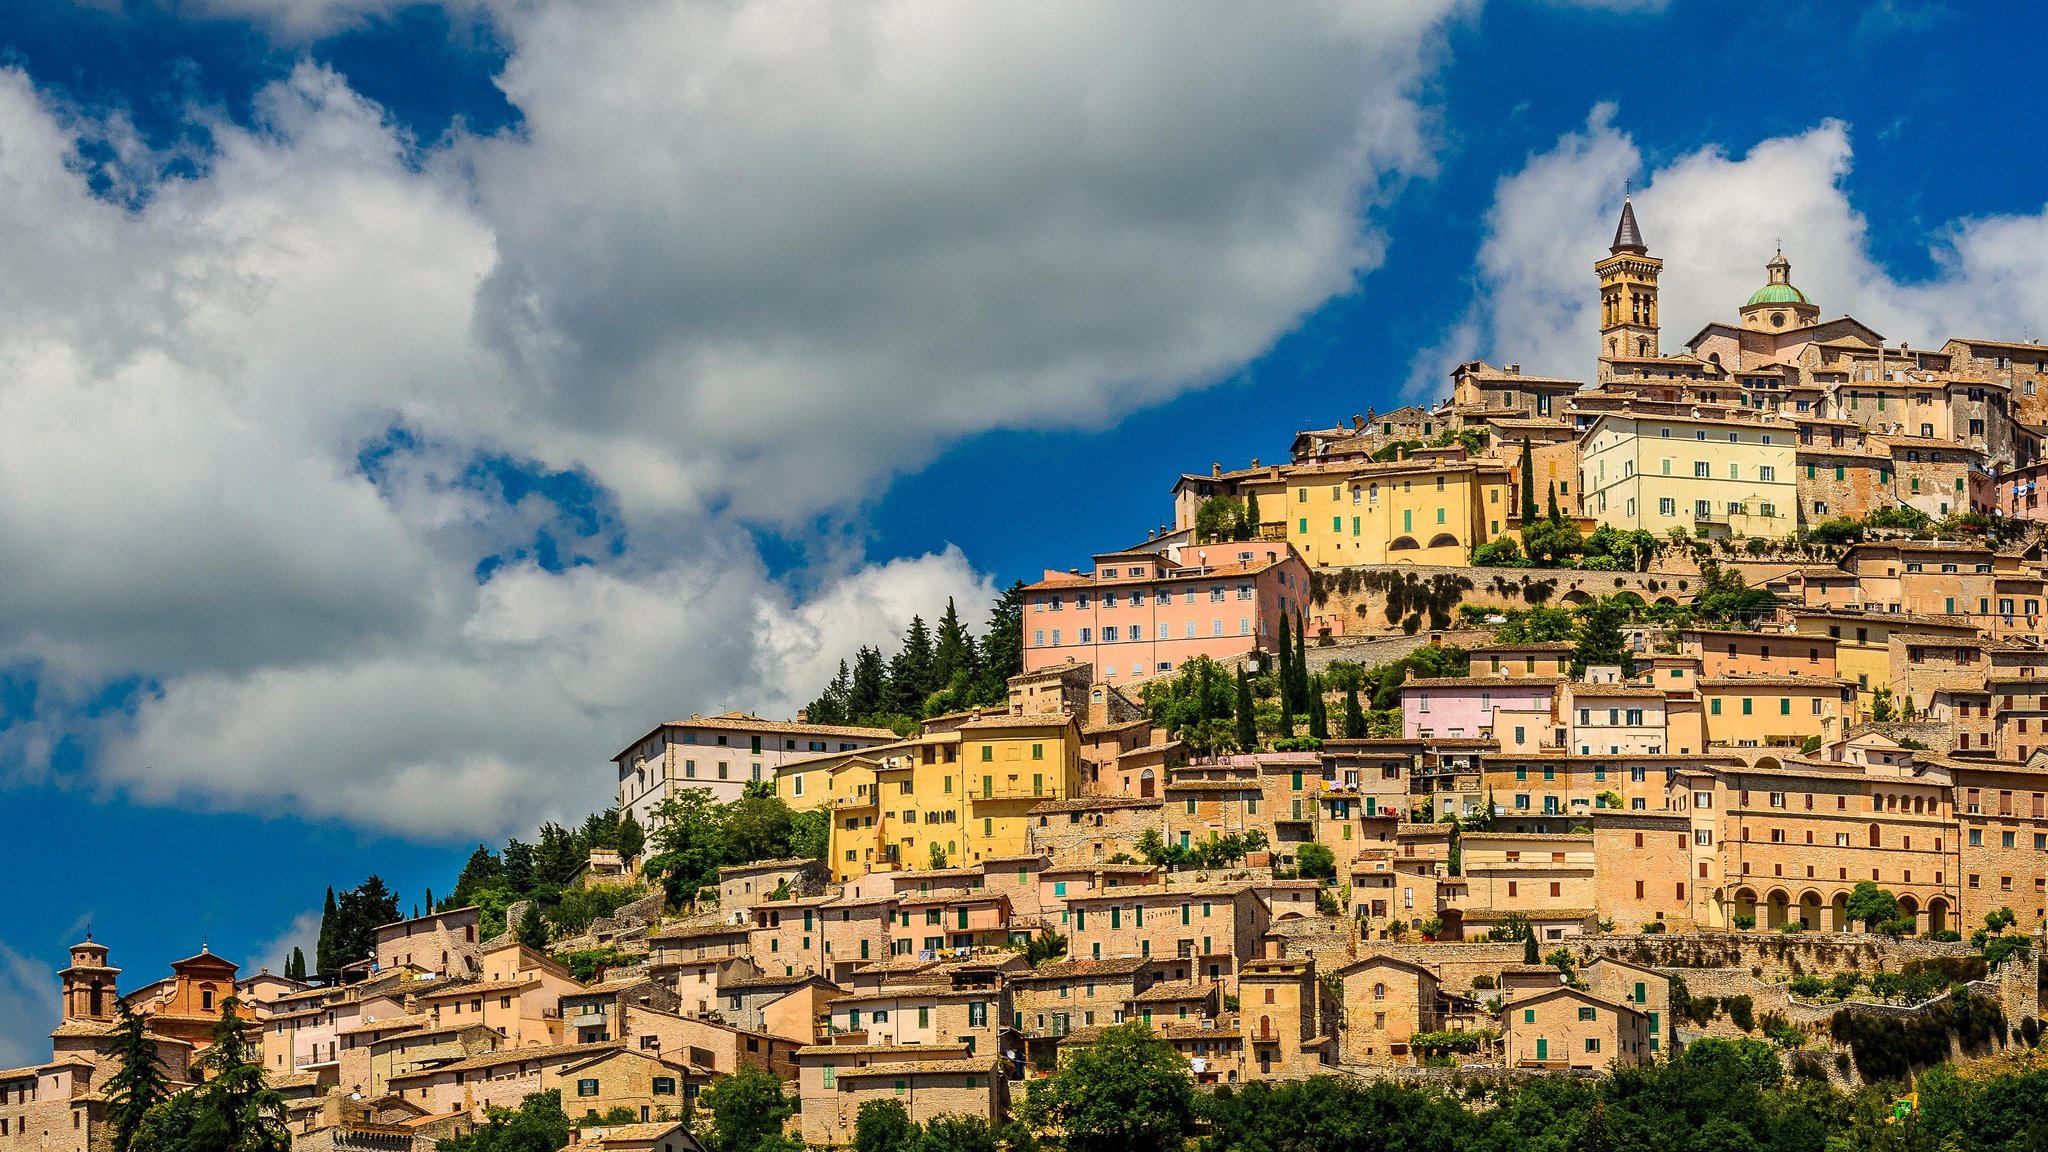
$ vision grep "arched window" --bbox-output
[1372,983,1386,1001]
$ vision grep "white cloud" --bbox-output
[1423,106,2048,386]
[246,910,322,976]
[0,2,1480,836]
[0,945,58,1069]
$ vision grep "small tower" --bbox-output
[1596,196,1663,361]
[1738,248,1819,332]
[59,935,121,1023]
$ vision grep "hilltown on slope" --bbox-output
[11,202,2048,1150]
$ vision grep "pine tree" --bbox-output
[315,886,338,978]
[848,645,888,721]
[188,999,288,1151]
[887,615,936,716]
[517,903,550,951]
[1342,684,1366,739]
[972,581,1026,704]
[1235,669,1257,752]
[1307,675,1328,740]
[1523,932,1540,965]
[1519,437,1537,525]
[105,1004,168,1152]
[933,598,974,690]
[808,660,852,725]
[535,823,583,885]
[502,839,537,893]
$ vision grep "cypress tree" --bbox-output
[1275,614,1294,714]
[848,645,888,721]
[105,1004,168,1152]
[1519,437,1537,525]
[517,902,550,951]
[1546,481,1561,524]
[1523,932,1540,965]
[1307,675,1328,740]
[1243,490,1262,540]
[1342,685,1366,739]
[315,886,338,978]
[1292,612,1310,710]
[1235,669,1257,752]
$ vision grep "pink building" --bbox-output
[1021,543,1312,686]
[1400,676,1560,743]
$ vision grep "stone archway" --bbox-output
[1798,891,1823,931]
[1898,894,1921,934]
[1830,891,1851,933]
[1927,897,1950,935]
[1731,888,1758,928]
[1765,889,1792,930]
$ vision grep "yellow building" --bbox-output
[1698,677,1853,750]
[1238,449,1513,567]
[1578,413,1798,539]
[779,715,1085,882]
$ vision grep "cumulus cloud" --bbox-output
[0,1,1482,837]
[460,0,1462,517]
[246,910,322,975]
[1418,105,2048,386]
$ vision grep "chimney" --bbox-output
[1211,462,1222,477]
[1251,457,1260,468]
[1352,414,1365,432]
[795,708,810,723]
[1506,363,1521,375]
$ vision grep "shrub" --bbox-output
[1725,995,1756,1033]
[1640,920,1667,934]
[1732,913,1756,931]
[1788,975,1825,999]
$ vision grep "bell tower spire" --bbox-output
[59,938,120,1024]
[1596,194,1662,367]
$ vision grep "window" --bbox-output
[577,1079,600,1097]
[1694,461,1710,478]
[652,1077,676,1095]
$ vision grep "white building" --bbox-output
[615,712,899,822]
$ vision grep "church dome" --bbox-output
[1745,282,1812,307]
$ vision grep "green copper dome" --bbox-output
[1745,282,1811,307]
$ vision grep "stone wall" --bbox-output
[1309,564,1706,638]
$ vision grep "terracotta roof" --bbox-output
[1133,981,1215,1004]
[1403,675,1564,689]
[836,1056,1003,1079]
[338,1013,431,1036]
[797,1043,972,1057]
[717,858,824,877]
[388,1043,608,1079]
[1697,676,1852,689]
[1010,957,1152,982]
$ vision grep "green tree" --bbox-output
[135,999,288,1152]
[315,886,339,977]
[1846,881,1903,933]
[516,902,550,950]
[1573,599,1634,677]
[535,822,584,886]
[932,598,976,696]
[887,615,937,717]
[848,645,889,721]
[1306,675,1329,741]
[915,1116,1001,1152]
[1473,537,1527,567]
[1524,933,1541,965]
[1519,438,1538,525]
[854,1098,919,1152]
[616,812,645,860]
[106,1004,170,1152]
[436,1089,571,1152]
[971,582,1026,705]
[1295,842,1336,881]
[1235,669,1258,752]
[1242,490,1262,540]
[1018,1024,1195,1152]
[1194,495,1248,544]
[697,1066,798,1152]
[1341,684,1365,739]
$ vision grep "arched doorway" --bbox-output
[1830,891,1850,933]
[1898,894,1921,935]
[1765,890,1791,930]
[1927,897,1950,935]
[1798,891,1823,931]
[1139,769,1155,798]
[1731,888,1758,928]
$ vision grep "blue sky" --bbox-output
[2,0,2043,1063]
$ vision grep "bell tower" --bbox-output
[60,935,120,1023]
[1596,196,1662,361]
